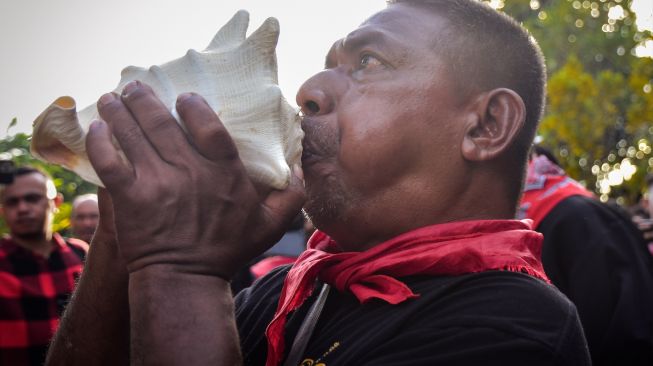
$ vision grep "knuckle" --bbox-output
[148,110,176,130]
[96,161,131,188]
[115,124,144,147]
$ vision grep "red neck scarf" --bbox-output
[264,219,549,366]
[519,155,593,228]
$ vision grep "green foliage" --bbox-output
[491,0,653,204]
[6,118,17,135]
[0,129,97,235]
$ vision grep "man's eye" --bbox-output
[359,54,383,69]
[24,194,45,204]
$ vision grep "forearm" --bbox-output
[47,232,130,365]
[129,265,242,366]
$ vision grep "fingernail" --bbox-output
[122,80,141,97]
[177,92,194,104]
[98,93,115,107]
[89,119,105,131]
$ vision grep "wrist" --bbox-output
[122,245,244,280]
[129,263,232,285]
[128,264,239,365]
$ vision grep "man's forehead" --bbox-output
[75,200,99,211]
[1,173,53,201]
[5,174,47,193]
[325,4,448,61]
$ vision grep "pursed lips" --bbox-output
[300,116,336,167]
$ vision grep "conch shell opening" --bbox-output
[31,10,303,191]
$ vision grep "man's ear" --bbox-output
[461,88,526,161]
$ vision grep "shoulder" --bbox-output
[538,195,647,257]
[316,271,590,365]
[235,265,291,365]
[410,271,576,330]
[0,236,14,255]
[540,195,624,232]
[235,264,289,311]
[64,237,90,253]
[400,272,589,363]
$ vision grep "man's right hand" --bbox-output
[86,80,306,279]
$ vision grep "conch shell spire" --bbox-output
[31,10,303,190]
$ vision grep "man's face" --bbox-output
[71,200,99,243]
[297,4,468,247]
[1,173,54,241]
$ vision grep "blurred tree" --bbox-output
[488,0,653,205]
[0,128,97,235]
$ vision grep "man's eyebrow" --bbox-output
[341,28,390,54]
[324,28,397,69]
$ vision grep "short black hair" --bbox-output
[14,165,50,179]
[387,0,546,199]
[0,165,55,200]
[387,0,546,136]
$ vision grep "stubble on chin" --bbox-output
[302,174,359,232]
[13,230,47,242]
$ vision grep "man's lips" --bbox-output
[300,116,334,166]
[301,141,322,166]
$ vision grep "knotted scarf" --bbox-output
[264,219,550,366]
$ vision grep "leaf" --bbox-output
[6,118,17,135]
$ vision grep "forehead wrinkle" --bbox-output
[325,28,409,69]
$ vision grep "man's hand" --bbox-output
[86,80,305,279]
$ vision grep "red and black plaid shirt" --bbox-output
[0,233,87,366]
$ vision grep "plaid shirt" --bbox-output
[0,233,87,366]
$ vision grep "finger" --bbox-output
[96,187,117,237]
[176,93,240,162]
[86,119,134,190]
[256,164,306,235]
[120,81,191,163]
[97,92,157,167]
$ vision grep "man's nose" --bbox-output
[16,200,32,213]
[83,217,98,226]
[296,71,336,117]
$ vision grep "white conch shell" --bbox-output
[31,10,303,190]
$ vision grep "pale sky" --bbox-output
[1,0,651,138]
[0,0,385,137]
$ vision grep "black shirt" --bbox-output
[538,195,653,365]
[236,266,590,365]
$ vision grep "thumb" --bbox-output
[257,165,306,236]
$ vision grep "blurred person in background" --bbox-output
[519,145,653,365]
[70,193,99,244]
[0,166,87,366]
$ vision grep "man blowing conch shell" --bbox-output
[46,1,592,365]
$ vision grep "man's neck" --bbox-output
[12,233,54,257]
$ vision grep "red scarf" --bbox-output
[519,155,593,228]
[264,219,549,366]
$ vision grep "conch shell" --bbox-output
[31,10,303,190]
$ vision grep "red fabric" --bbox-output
[519,155,593,228]
[0,233,86,366]
[251,256,298,279]
[264,220,549,366]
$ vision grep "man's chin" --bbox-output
[13,231,47,242]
